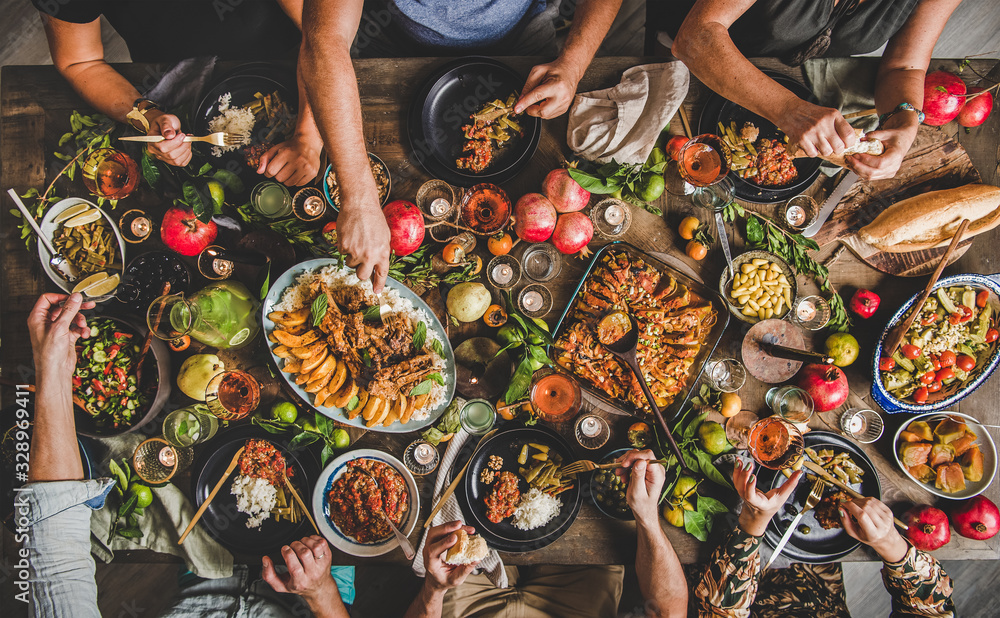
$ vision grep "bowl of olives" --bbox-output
[588,448,634,521]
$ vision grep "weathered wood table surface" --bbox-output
[2,57,999,568]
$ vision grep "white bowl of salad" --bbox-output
[872,273,1000,414]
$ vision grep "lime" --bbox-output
[639,175,666,202]
[497,324,524,346]
[130,484,153,508]
[647,147,666,167]
[53,203,93,224]
[271,401,298,424]
[302,418,318,433]
[332,429,350,449]
[64,208,102,227]
[212,169,245,194]
[228,327,251,346]
[82,272,120,297]
[71,272,108,294]
[698,421,732,456]
[206,180,226,211]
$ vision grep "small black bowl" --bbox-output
[588,448,634,521]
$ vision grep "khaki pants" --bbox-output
[441,565,625,618]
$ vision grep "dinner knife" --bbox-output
[765,509,806,569]
[801,170,859,238]
[760,334,835,365]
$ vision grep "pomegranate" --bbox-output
[795,363,848,412]
[542,169,591,213]
[160,205,217,256]
[902,504,951,551]
[950,495,1000,540]
[923,71,967,126]
[957,86,994,128]
[550,212,594,256]
[382,200,424,256]
[513,193,557,243]
[848,288,880,319]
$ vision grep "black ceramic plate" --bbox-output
[454,425,582,553]
[192,426,320,556]
[697,71,821,203]
[757,431,881,563]
[407,57,542,187]
[193,65,296,170]
[587,448,634,521]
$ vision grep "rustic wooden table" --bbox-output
[2,57,999,568]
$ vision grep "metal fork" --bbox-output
[765,478,826,568]
[563,458,671,476]
[356,468,416,560]
[119,132,248,147]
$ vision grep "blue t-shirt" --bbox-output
[391,0,545,49]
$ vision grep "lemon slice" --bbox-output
[82,273,120,297]
[229,327,251,346]
[53,203,93,224]
[71,272,108,294]
[64,209,103,227]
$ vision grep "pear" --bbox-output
[177,354,225,401]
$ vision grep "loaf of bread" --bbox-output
[790,128,884,166]
[857,183,1000,253]
[444,529,488,565]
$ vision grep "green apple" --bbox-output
[824,332,860,367]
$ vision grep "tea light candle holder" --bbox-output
[486,255,522,290]
[197,245,234,280]
[839,408,884,443]
[292,187,327,222]
[574,414,610,450]
[133,437,193,484]
[590,198,632,239]
[518,283,553,318]
[416,179,457,221]
[781,195,818,231]
[403,439,441,476]
[790,295,831,330]
[119,209,153,243]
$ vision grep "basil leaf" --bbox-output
[409,379,433,396]
[345,395,359,411]
[311,294,328,326]
[746,215,765,244]
[412,321,427,351]
[362,350,372,367]
[430,339,445,357]
[428,372,445,386]
[363,305,382,321]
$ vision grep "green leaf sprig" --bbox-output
[106,458,147,542]
[311,293,328,326]
[252,408,350,467]
[567,158,667,217]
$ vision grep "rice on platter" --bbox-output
[231,474,277,528]
[208,92,255,156]
[271,264,449,423]
[512,488,562,531]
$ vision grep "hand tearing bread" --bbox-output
[444,529,488,565]
[790,128,884,167]
[857,183,1000,253]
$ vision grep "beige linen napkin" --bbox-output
[89,434,234,579]
[567,62,690,165]
[412,429,509,588]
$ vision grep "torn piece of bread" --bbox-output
[790,128,884,167]
[444,529,488,565]
[857,183,1000,253]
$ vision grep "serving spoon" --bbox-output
[597,311,692,474]
[8,188,79,282]
[357,468,416,560]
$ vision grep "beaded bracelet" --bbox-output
[878,102,925,128]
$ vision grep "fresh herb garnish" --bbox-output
[362,305,382,321]
[361,350,372,367]
[430,338,445,357]
[428,372,445,385]
[345,395,359,411]
[409,379,433,396]
[311,294,328,326]
[412,321,427,351]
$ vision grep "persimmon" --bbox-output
[488,232,513,256]
[678,216,700,240]
[685,240,708,260]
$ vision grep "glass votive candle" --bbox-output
[416,179,456,221]
[839,408,884,443]
[521,243,562,283]
[590,198,632,239]
[574,414,611,450]
[197,245,235,280]
[706,358,747,393]
[119,209,153,243]
[292,187,327,222]
[518,284,553,318]
[790,295,831,330]
[460,398,496,435]
[487,254,522,290]
[403,439,441,476]
[781,195,818,231]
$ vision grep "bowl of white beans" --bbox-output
[718,250,797,324]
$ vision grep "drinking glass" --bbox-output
[530,368,582,421]
[163,404,219,448]
[737,415,805,470]
[677,134,732,188]
[517,284,553,318]
[706,358,747,392]
[765,385,815,424]
[460,183,510,235]
[459,398,496,435]
[133,437,193,484]
[251,181,292,219]
[692,176,735,212]
[81,148,140,199]
[790,295,832,330]
[781,195,818,231]
[839,408,884,443]
[205,370,261,421]
[521,243,562,282]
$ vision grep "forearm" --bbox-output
[58,61,141,124]
[881,543,956,617]
[304,583,352,618]
[403,582,447,618]
[636,521,687,618]
[557,0,623,79]
[293,43,323,146]
[28,373,83,482]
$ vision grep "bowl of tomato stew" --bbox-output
[313,449,419,557]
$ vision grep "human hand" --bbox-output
[514,59,582,119]
[262,536,340,607]
[145,111,192,167]
[27,293,95,383]
[619,449,667,528]
[337,186,391,294]
[844,116,919,181]
[423,521,479,593]
[734,460,802,537]
[839,497,909,563]
[256,133,323,186]
[778,99,857,158]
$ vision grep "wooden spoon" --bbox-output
[179,446,244,545]
[882,219,971,358]
[282,468,319,535]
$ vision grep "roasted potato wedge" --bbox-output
[268,331,280,344]
[314,384,332,405]
[329,378,358,409]
[305,354,338,382]
[275,328,320,349]
[348,389,368,420]
[400,396,416,424]
[361,395,384,421]
[272,344,293,359]
[383,397,404,426]
[412,392,431,411]
[326,361,348,396]
[292,339,325,360]
[304,371,333,393]
[268,308,310,327]
[300,346,329,374]
[367,399,391,427]
[281,358,302,373]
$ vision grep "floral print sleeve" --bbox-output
[881,544,955,618]
[694,526,761,617]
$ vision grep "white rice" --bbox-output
[273,264,449,421]
[207,92,255,156]
[231,474,277,528]
[512,488,562,531]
